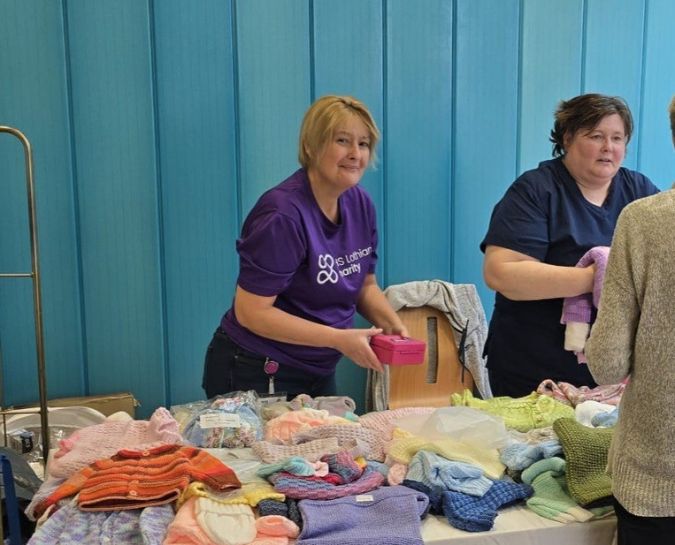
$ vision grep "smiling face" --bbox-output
[307,114,371,193]
[562,113,627,188]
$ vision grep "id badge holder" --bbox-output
[259,358,287,406]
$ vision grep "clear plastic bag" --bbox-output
[171,390,263,448]
[395,406,510,450]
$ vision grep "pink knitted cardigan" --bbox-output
[48,407,183,479]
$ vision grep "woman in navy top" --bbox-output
[481,94,659,397]
[203,96,407,399]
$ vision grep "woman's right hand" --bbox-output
[331,328,384,372]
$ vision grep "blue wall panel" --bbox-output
[385,0,454,286]
[638,0,675,187]
[153,1,240,407]
[313,0,385,409]
[65,0,165,414]
[2,0,674,414]
[0,1,84,405]
[453,0,520,313]
[236,0,311,215]
[519,0,584,173]
[584,0,646,171]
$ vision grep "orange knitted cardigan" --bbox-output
[37,444,241,514]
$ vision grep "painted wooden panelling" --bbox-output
[236,0,311,214]
[639,0,675,187]
[519,0,584,174]
[313,0,385,408]
[65,0,167,412]
[153,0,240,408]
[1,0,674,416]
[452,0,520,312]
[584,0,646,171]
[385,0,454,286]
[0,1,84,403]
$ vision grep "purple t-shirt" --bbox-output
[221,169,378,376]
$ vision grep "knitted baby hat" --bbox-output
[521,457,595,523]
[297,485,429,545]
[195,499,256,545]
[552,417,613,506]
[256,515,300,538]
[441,479,533,532]
[164,497,215,545]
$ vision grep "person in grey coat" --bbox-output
[585,95,675,545]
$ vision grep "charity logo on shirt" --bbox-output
[317,246,372,285]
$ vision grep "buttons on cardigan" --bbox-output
[142,450,151,456]
[129,490,138,496]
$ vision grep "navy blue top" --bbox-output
[480,157,659,394]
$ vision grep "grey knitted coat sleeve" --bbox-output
[586,191,675,517]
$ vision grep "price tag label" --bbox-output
[355,495,374,503]
[199,413,241,429]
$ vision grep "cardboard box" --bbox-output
[10,392,139,418]
[370,334,426,366]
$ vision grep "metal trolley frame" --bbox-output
[0,126,50,464]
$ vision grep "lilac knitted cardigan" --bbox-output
[297,485,429,545]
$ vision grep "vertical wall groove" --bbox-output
[449,0,458,280]
[61,0,89,392]
[515,0,524,176]
[580,0,588,92]
[308,0,315,102]
[381,0,389,286]
[231,0,243,229]
[147,0,171,407]
[636,0,650,171]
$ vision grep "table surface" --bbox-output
[421,505,617,545]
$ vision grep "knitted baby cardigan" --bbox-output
[450,390,574,432]
[297,485,429,545]
[49,407,183,479]
[37,444,241,515]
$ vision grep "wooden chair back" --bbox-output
[388,305,474,409]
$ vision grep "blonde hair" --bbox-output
[298,95,380,169]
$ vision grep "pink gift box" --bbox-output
[370,334,426,366]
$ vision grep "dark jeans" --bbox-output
[202,328,336,400]
[614,498,675,545]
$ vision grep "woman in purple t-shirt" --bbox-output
[203,96,407,400]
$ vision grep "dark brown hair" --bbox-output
[669,95,675,140]
[549,93,633,157]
